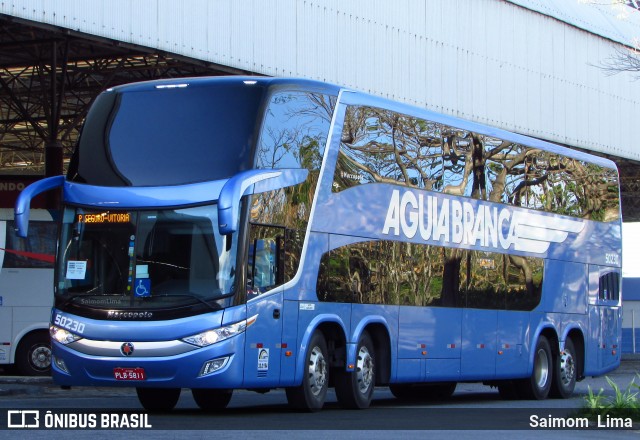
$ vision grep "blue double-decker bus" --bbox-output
[16,77,622,411]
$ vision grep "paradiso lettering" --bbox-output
[382,189,585,254]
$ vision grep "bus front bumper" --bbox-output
[50,334,246,389]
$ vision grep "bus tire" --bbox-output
[550,338,577,399]
[285,331,329,411]
[518,335,553,400]
[15,332,51,376]
[335,331,375,409]
[427,382,456,399]
[191,388,233,411]
[389,383,416,400]
[136,387,181,412]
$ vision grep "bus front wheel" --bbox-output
[286,331,329,411]
[191,388,233,411]
[335,331,376,409]
[518,335,553,400]
[136,387,181,412]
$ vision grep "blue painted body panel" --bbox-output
[496,311,529,378]
[461,309,497,380]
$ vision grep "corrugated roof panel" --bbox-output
[505,0,640,47]
[1,0,639,161]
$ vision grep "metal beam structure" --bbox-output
[0,15,253,176]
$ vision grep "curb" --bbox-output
[0,376,54,397]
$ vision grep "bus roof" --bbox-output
[105,75,618,172]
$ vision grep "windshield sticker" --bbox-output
[66,260,87,279]
[134,278,151,297]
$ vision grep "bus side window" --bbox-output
[4,221,56,269]
[247,224,284,298]
[599,272,620,301]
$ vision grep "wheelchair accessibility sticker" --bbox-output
[134,278,151,297]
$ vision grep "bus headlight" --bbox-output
[50,325,82,345]
[182,315,257,347]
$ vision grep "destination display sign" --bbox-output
[77,212,131,224]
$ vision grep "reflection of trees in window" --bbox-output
[334,105,620,222]
[333,106,616,310]
[460,251,543,310]
[317,240,542,311]
[317,240,455,306]
[251,91,336,282]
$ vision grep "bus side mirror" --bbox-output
[217,169,308,235]
[14,175,65,237]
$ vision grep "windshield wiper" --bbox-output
[152,293,222,311]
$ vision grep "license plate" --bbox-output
[114,367,146,381]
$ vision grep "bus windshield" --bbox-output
[55,204,238,318]
[69,81,264,186]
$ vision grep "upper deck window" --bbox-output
[69,82,265,186]
[334,105,620,222]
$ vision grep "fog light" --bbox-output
[199,356,230,377]
[53,355,69,373]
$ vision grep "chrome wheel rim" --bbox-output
[308,345,327,396]
[534,347,549,389]
[559,350,575,387]
[356,345,374,394]
[31,345,51,370]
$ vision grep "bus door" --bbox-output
[243,229,285,387]
[588,266,621,372]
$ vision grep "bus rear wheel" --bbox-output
[335,331,376,409]
[136,387,181,412]
[518,335,552,400]
[191,388,233,411]
[286,331,329,411]
[16,332,51,376]
[550,338,577,398]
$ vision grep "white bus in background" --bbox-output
[0,208,56,375]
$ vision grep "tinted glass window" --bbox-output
[255,90,335,170]
[335,105,620,221]
[249,90,336,291]
[71,83,265,186]
[599,272,620,301]
[460,251,543,310]
[317,240,542,311]
[55,204,238,320]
